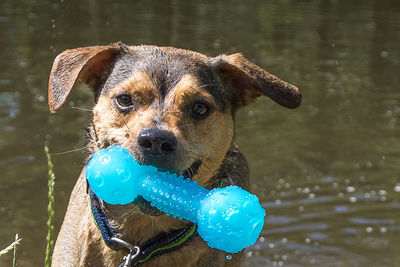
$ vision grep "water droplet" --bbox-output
[305,238,311,244]
[380,227,387,234]
[395,184,400,192]
[37,95,45,102]
[380,50,389,58]
[226,255,232,260]
[346,186,355,193]
[366,227,373,233]
[349,196,357,203]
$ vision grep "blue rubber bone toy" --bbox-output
[86,145,266,253]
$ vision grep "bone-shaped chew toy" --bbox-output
[86,145,266,253]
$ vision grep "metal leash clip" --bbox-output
[111,237,140,267]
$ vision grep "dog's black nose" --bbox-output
[138,128,177,156]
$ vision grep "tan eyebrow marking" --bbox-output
[166,74,216,106]
[111,72,158,105]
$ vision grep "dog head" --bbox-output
[48,42,301,193]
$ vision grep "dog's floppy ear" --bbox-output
[210,53,301,111]
[48,42,126,113]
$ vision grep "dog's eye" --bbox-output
[191,102,210,119]
[115,94,134,111]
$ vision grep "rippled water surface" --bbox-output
[0,1,399,266]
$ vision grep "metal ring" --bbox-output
[124,248,141,267]
[111,237,140,253]
[129,245,140,259]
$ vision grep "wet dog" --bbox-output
[48,42,301,266]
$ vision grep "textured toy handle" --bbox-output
[86,145,266,253]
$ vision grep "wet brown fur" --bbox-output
[48,42,301,267]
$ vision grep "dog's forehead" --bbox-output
[102,45,229,107]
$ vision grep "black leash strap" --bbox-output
[124,224,198,266]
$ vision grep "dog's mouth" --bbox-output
[133,160,202,216]
[182,161,202,180]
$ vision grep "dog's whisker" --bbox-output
[165,110,181,116]
[106,100,132,133]
[201,162,214,173]
[188,155,214,173]
[176,122,193,130]
[70,106,93,111]
[183,148,214,174]
[199,83,216,89]
[50,146,87,155]
[118,204,140,218]
[178,116,219,130]
[196,160,213,174]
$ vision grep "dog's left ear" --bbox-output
[48,42,126,113]
[210,53,301,111]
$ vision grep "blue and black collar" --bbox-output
[88,187,198,266]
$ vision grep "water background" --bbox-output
[0,1,399,266]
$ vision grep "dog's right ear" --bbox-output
[48,43,126,113]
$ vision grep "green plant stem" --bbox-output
[44,145,55,267]
[13,234,19,267]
